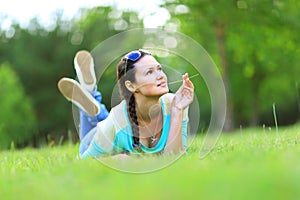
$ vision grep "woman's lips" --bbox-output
[157,81,167,87]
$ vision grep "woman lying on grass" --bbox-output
[58,49,194,158]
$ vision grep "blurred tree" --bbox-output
[0,6,143,145]
[164,0,243,131]
[224,0,300,126]
[0,63,37,149]
[163,0,300,128]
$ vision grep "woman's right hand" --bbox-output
[172,73,194,110]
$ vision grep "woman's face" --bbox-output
[131,55,169,97]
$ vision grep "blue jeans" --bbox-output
[79,90,109,155]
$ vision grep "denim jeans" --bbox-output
[78,89,109,155]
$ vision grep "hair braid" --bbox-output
[127,94,140,148]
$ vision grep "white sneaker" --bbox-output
[74,50,97,92]
[58,78,100,116]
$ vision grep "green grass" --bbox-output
[1,123,300,200]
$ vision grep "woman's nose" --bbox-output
[156,71,165,80]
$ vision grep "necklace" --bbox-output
[137,109,162,146]
[150,133,157,144]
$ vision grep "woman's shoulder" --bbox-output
[94,100,127,141]
[110,100,126,113]
[109,100,128,129]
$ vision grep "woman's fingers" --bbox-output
[182,85,194,92]
[182,73,188,81]
[186,79,194,89]
[182,73,194,89]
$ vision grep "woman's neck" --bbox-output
[134,94,161,122]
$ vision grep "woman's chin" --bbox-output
[140,87,169,97]
[159,88,169,95]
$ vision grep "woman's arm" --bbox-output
[164,73,194,154]
[81,112,116,158]
[164,106,184,153]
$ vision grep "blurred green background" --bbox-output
[0,0,299,149]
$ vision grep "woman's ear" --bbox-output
[125,80,136,93]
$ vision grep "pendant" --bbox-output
[151,136,157,144]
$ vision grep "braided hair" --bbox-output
[117,50,149,150]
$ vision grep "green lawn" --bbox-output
[1,123,300,200]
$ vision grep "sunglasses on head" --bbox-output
[123,49,152,74]
[124,49,152,62]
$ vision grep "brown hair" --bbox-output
[117,51,148,149]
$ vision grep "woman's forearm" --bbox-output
[164,106,184,154]
[164,73,193,154]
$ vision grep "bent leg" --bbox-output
[79,89,109,140]
[92,90,109,121]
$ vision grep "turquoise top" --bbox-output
[80,93,188,158]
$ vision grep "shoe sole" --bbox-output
[58,78,99,116]
[75,50,94,85]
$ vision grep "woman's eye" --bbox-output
[146,70,152,75]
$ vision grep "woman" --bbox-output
[58,49,194,158]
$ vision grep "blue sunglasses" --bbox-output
[124,49,152,61]
[123,49,152,74]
